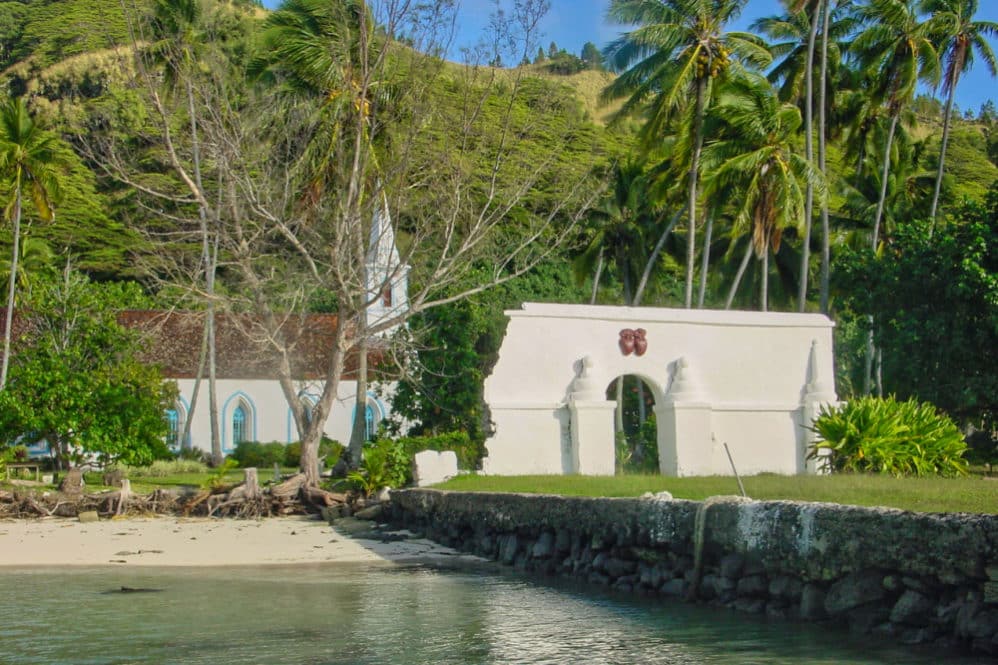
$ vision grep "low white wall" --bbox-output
[482,303,836,476]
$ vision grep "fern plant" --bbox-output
[809,396,968,477]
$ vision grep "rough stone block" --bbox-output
[737,574,768,597]
[825,569,888,616]
[412,450,458,487]
[800,584,827,621]
[890,590,934,626]
[532,532,555,559]
[78,510,99,523]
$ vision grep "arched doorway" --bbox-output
[605,374,658,474]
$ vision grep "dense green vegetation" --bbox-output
[0,0,994,479]
[433,473,998,515]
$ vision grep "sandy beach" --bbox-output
[0,515,470,567]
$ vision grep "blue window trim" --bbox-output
[221,391,257,454]
[349,392,385,441]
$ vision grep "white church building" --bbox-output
[132,203,409,456]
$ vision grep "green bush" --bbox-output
[348,437,409,495]
[396,431,483,471]
[809,396,968,477]
[231,441,286,469]
[117,458,209,477]
[282,438,344,468]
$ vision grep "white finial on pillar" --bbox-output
[570,355,603,401]
[666,357,705,402]
[805,339,834,399]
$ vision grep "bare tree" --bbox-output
[92,0,599,486]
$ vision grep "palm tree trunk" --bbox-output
[0,188,22,391]
[725,239,754,310]
[633,211,681,306]
[865,112,898,394]
[760,246,769,313]
[697,213,713,308]
[187,81,222,465]
[818,0,832,314]
[349,327,369,467]
[929,76,958,228]
[684,78,707,309]
[180,313,210,449]
[589,250,604,305]
[798,1,821,312]
[872,113,899,250]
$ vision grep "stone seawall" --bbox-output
[389,489,998,656]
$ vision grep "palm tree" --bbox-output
[0,99,69,390]
[602,0,770,309]
[853,0,940,250]
[702,74,823,311]
[853,0,939,395]
[924,0,998,224]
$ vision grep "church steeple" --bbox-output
[365,194,409,330]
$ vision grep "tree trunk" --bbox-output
[760,247,769,313]
[818,0,832,314]
[872,113,899,250]
[725,239,754,310]
[865,112,898,393]
[1,188,21,391]
[180,315,210,450]
[188,82,222,467]
[299,325,348,485]
[684,78,707,309]
[929,75,958,227]
[696,213,713,308]
[348,329,369,468]
[614,377,624,435]
[633,211,680,306]
[589,250,604,305]
[798,1,820,312]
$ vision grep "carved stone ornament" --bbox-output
[618,328,648,356]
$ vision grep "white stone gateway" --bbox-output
[481,303,837,477]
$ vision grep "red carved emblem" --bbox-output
[618,328,635,355]
[633,328,648,356]
[619,328,648,356]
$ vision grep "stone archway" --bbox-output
[480,303,837,477]
[605,374,658,474]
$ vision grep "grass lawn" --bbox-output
[433,473,998,515]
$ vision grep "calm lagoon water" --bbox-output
[0,564,987,665]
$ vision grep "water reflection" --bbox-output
[0,565,988,665]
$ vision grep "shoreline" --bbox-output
[0,515,478,568]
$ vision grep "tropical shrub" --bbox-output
[809,396,968,477]
[347,438,409,495]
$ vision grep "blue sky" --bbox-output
[260,0,998,112]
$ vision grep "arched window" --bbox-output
[365,403,376,440]
[233,405,247,445]
[165,409,179,449]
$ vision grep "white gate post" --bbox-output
[568,356,616,475]
[658,357,713,476]
[800,339,838,474]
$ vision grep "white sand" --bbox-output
[0,516,468,567]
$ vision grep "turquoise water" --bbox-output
[0,564,986,664]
